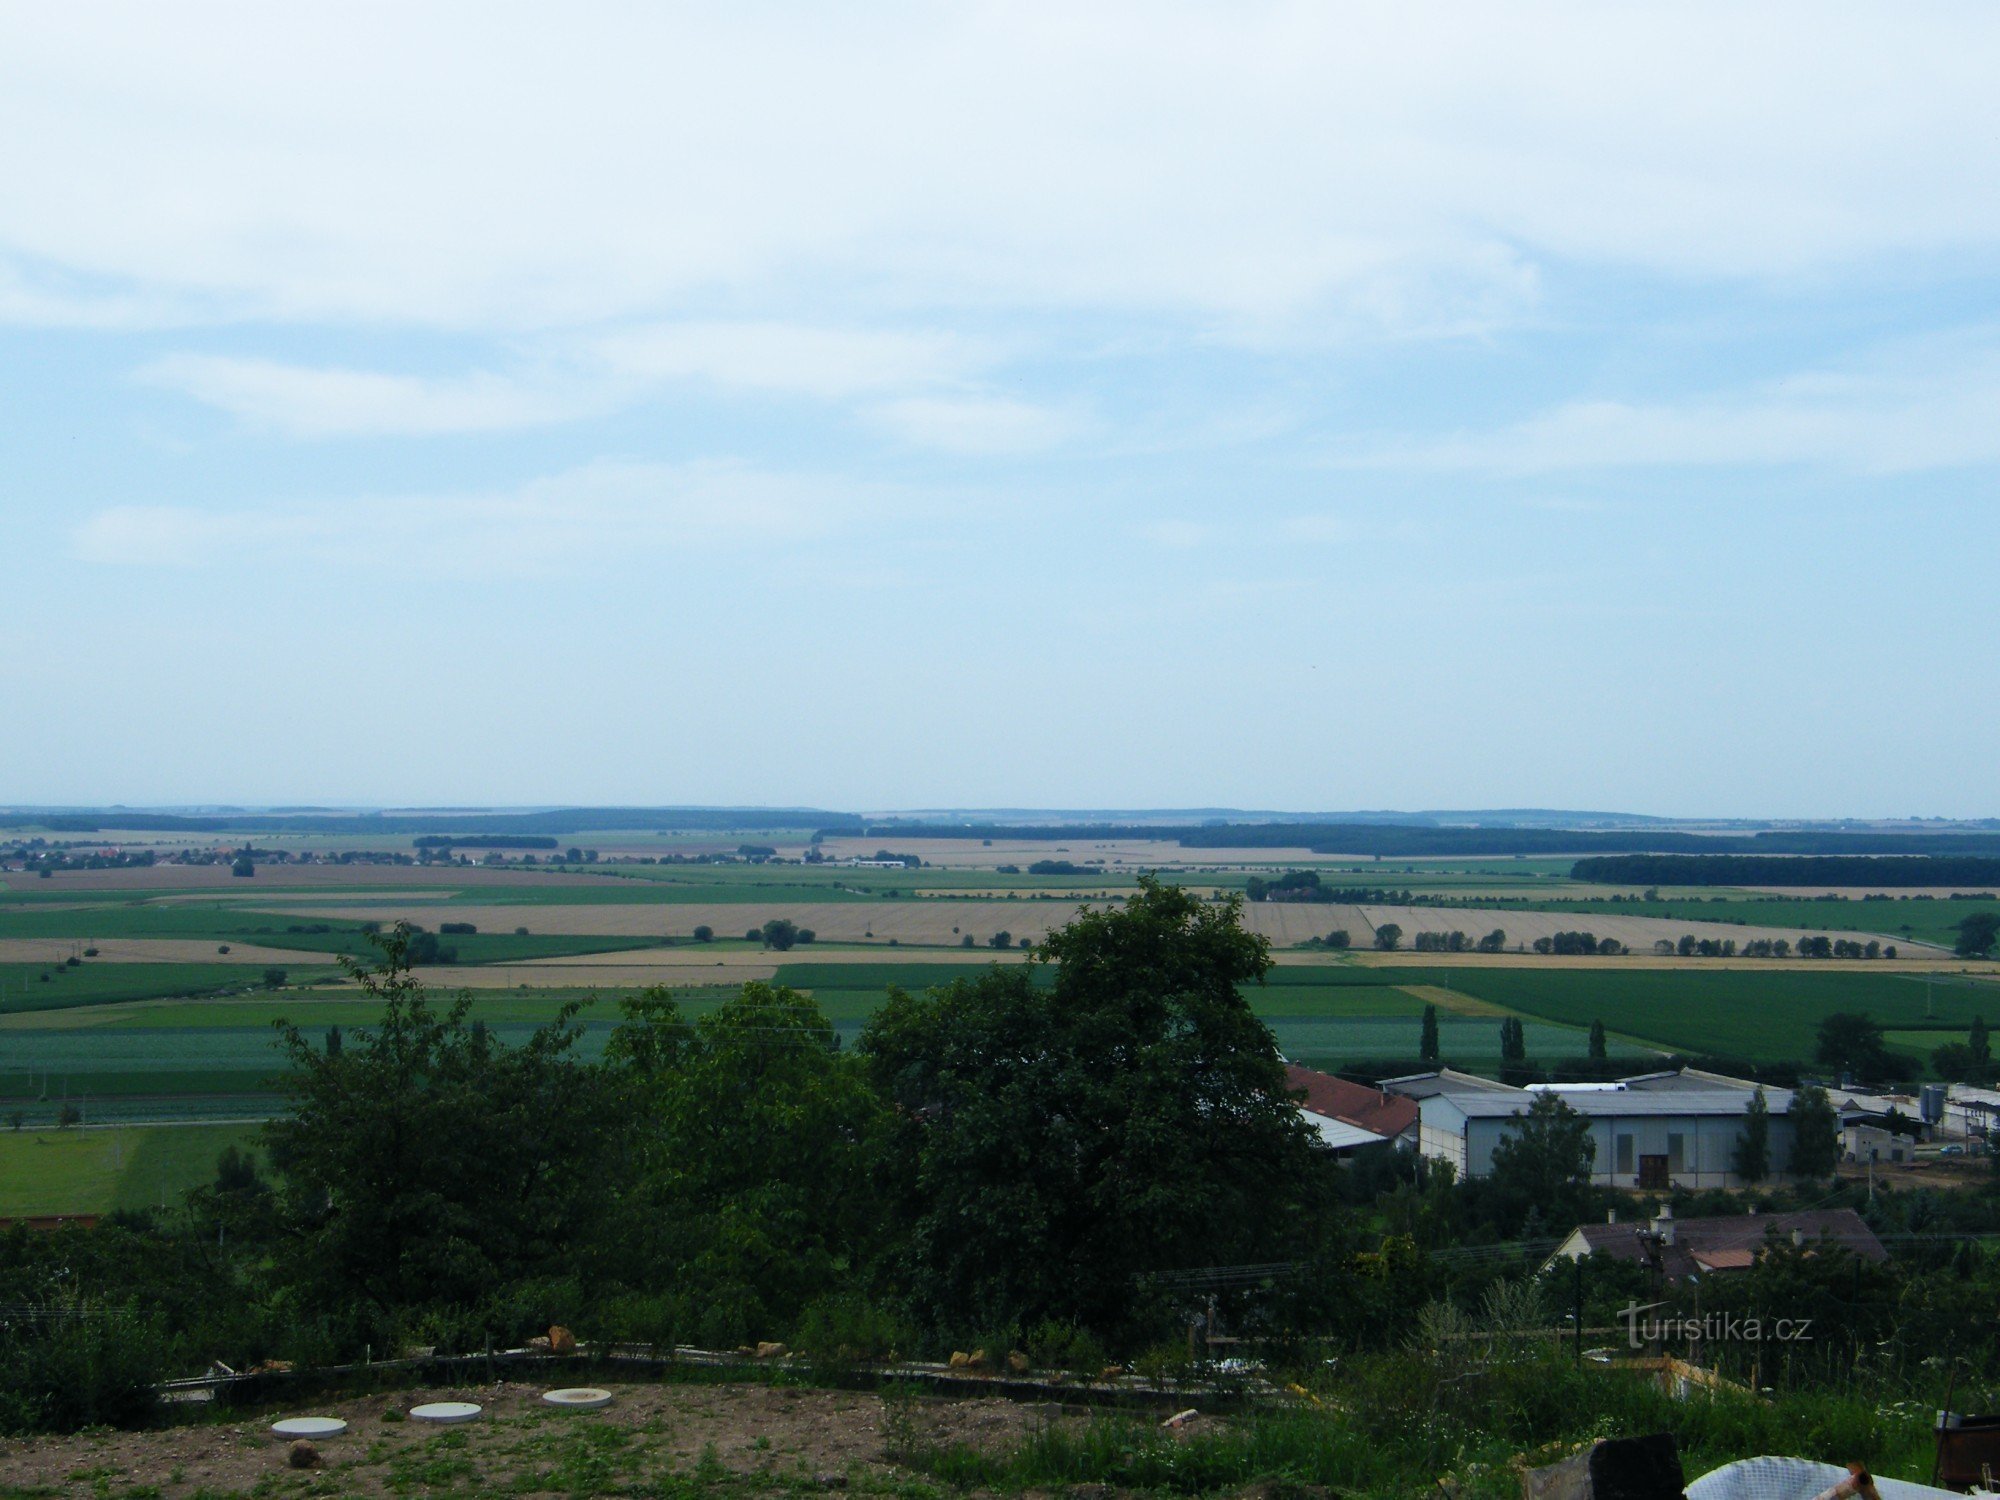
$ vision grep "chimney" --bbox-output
[1791,1228,1805,1249]
[1654,1203,1675,1246]
[1607,1208,1618,1225]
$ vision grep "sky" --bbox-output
[3,3,1998,818]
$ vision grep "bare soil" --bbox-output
[0,1379,1072,1498]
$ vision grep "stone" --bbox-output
[548,1325,577,1355]
[1006,1350,1030,1374]
[755,1341,788,1359]
[948,1351,971,1369]
[966,1348,990,1372]
[287,1441,322,1470]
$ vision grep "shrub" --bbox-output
[0,1308,167,1434]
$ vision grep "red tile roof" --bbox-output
[1285,1063,1419,1140]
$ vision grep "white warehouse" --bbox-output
[1396,1070,1798,1190]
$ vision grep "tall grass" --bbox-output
[892,1349,1940,1499]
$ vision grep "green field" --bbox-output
[0,1121,262,1217]
[0,961,342,1014]
[1426,966,2000,1064]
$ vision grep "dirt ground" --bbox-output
[0,1379,1079,1498]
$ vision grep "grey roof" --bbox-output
[1622,1067,1764,1093]
[1438,1088,1793,1120]
[1379,1069,1519,1099]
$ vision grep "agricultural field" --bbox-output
[0,1121,262,1218]
[1411,893,1998,951]
[1,837,1988,1176]
[0,960,341,1014]
[1421,966,2000,1065]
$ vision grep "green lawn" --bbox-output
[1425,966,2000,1064]
[0,1121,262,1217]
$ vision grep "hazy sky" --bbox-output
[4,4,1998,816]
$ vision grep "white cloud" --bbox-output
[1355,348,2000,475]
[135,354,595,437]
[73,461,902,571]
[868,395,1077,455]
[591,321,979,399]
[4,5,1997,336]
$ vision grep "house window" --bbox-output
[1615,1134,1635,1175]
[1667,1132,1686,1172]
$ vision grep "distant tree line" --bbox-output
[1531,931,1625,955]
[411,835,559,850]
[1572,854,2000,887]
[848,822,2000,857]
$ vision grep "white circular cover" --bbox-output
[541,1387,613,1410]
[271,1417,348,1439]
[410,1402,482,1423]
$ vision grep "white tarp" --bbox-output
[1687,1456,1963,1500]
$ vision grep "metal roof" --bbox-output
[1302,1114,1392,1151]
[1437,1088,1794,1120]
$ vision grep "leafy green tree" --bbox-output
[1419,1004,1440,1063]
[262,967,287,989]
[266,927,616,1321]
[1373,923,1403,951]
[1489,1092,1595,1219]
[1787,1082,1840,1180]
[605,983,883,1349]
[1815,1012,1892,1080]
[230,856,254,878]
[1973,1014,1992,1065]
[1498,1016,1527,1062]
[760,918,800,951]
[1588,1019,1607,1060]
[1956,912,2000,959]
[861,878,1323,1340]
[692,924,714,943]
[1733,1086,1770,1182]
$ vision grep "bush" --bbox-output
[1024,1318,1107,1374]
[693,925,714,942]
[793,1293,914,1364]
[0,1308,168,1435]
